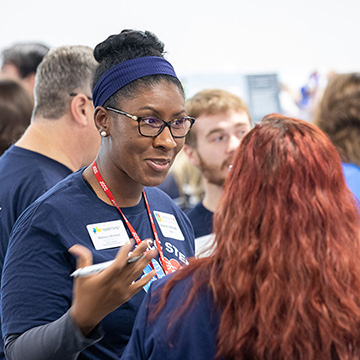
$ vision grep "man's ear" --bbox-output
[70,94,93,127]
[183,144,201,167]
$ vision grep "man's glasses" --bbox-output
[106,106,195,138]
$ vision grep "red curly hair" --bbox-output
[154,114,360,359]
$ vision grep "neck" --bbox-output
[83,156,144,208]
[201,180,224,213]
[16,118,82,172]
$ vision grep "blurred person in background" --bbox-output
[0,42,49,99]
[183,89,251,256]
[123,114,360,360]
[0,45,99,360]
[313,72,360,202]
[0,79,33,155]
[0,44,99,265]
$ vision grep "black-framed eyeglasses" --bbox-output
[106,106,195,138]
[69,92,93,101]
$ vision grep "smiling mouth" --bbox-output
[147,159,171,172]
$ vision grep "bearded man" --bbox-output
[184,89,251,256]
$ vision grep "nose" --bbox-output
[153,126,177,151]
[227,134,241,154]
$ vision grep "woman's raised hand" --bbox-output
[69,240,157,336]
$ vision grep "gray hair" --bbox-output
[33,45,97,119]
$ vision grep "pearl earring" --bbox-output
[100,131,107,137]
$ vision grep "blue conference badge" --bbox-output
[142,259,165,293]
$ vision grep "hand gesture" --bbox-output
[69,240,157,336]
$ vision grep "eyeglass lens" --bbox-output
[139,117,191,137]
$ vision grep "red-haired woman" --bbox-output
[122,114,360,360]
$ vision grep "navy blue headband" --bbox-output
[92,56,178,107]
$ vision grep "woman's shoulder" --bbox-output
[149,271,195,301]
[143,271,219,359]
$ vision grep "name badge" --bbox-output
[86,220,130,250]
[153,211,184,241]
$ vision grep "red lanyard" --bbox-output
[92,160,172,275]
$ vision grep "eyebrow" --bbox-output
[206,123,250,138]
[137,106,186,118]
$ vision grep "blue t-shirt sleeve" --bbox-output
[2,207,73,337]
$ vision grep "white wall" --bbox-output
[2,0,359,90]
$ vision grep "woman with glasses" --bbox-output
[1,29,195,360]
[122,114,360,360]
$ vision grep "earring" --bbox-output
[100,130,107,137]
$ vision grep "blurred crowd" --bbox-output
[0,36,360,359]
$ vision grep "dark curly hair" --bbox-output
[92,29,184,107]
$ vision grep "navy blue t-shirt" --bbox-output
[186,201,213,238]
[2,170,195,359]
[121,273,220,360]
[0,145,72,360]
[0,145,72,267]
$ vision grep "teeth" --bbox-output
[153,160,167,165]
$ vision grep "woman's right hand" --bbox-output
[69,240,157,336]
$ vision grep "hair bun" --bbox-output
[94,29,165,63]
